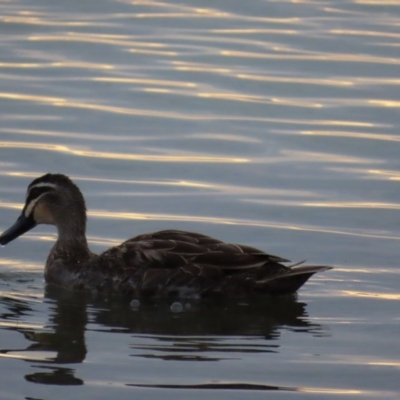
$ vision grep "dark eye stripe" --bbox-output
[26,186,54,205]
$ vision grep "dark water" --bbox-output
[1,0,400,399]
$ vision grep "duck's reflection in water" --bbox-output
[0,286,328,386]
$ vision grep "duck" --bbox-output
[0,173,332,298]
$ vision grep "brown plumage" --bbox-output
[0,174,332,299]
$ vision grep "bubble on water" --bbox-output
[130,299,140,309]
[170,301,183,313]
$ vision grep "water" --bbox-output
[1,0,400,398]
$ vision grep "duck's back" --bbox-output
[87,230,329,298]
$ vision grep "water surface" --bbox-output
[0,0,400,399]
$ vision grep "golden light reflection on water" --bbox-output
[0,141,248,163]
[0,202,22,211]
[0,259,42,271]
[0,63,43,69]
[353,78,400,86]
[129,48,177,56]
[200,91,322,107]
[0,15,90,27]
[297,387,362,395]
[211,28,297,35]
[301,202,400,210]
[300,130,400,143]
[131,3,302,25]
[155,88,326,107]
[135,12,229,19]
[2,128,260,144]
[188,133,261,143]
[328,168,400,181]
[369,169,400,181]
[331,29,400,39]
[270,97,322,108]
[143,88,174,94]
[0,62,113,70]
[92,77,197,88]
[0,351,56,361]
[172,61,231,74]
[0,321,44,330]
[282,98,400,109]
[237,73,400,88]
[368,361,400,367]
[368,100,400,108]
[293,354,400,368]
[0,92,63,103]
[343,291,400,300]
[29,33,169,50]
[219,50,400,65]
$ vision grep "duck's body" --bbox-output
[0,174,331,298]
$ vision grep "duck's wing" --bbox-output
[115,229,289,271]
[100,230,332,297]
[126,229,288,261]
[125,229,225,245]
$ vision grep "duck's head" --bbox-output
[0,174,87,246]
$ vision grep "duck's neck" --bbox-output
[53,218,92,262]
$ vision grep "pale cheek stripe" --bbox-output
[24,198,38,218]
[24,192,49,218]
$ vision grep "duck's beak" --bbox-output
[0,213,36,246]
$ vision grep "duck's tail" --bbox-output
[256,264,333,296]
